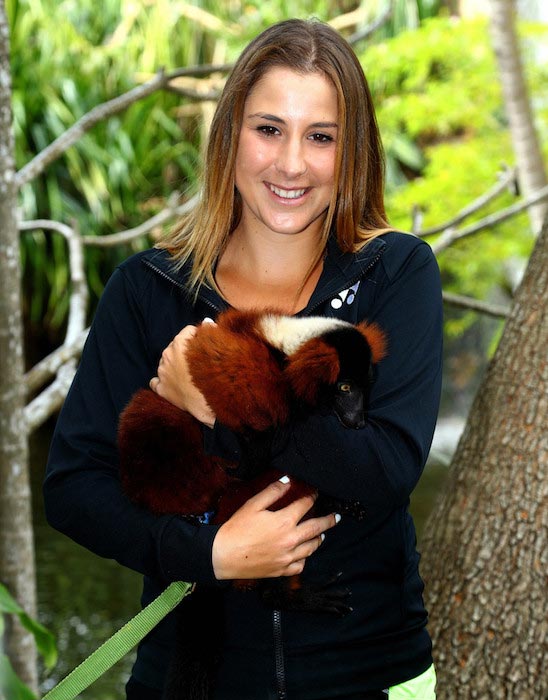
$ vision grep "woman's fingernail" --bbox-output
[203,317,215,324]
[334,513,342,524]
[278,475,290,484]
[320,533,326,543]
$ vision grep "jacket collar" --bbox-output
[299,235,387,314]
[141,234,388,314]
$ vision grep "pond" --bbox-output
[32,422,454,698]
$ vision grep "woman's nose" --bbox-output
[275,138,307,178]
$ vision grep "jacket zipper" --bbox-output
[273,609,287,700]
[268,254,382,699]
[143,259,223,314]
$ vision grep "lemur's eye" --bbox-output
[338,382,352,393]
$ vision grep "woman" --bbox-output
[44,18,442,700]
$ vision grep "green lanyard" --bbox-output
[42,581,193,700]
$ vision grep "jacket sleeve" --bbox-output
[270,240,443,520]
[43,264,222,586]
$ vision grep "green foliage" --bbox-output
[0,582,57,700]
[358,16,546,318]
[9,4,548,339]
[10,0,210,328]
[0,656,36,700]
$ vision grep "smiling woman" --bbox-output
[235,69,337,234]
[44,17,441,700]
[217,67,339,312]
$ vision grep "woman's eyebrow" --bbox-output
[247,112,338,129]
[247,112,285,123]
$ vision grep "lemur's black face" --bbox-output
[324,328,374,429]
[333,380,367,428]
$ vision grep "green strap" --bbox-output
[42,581,193,700]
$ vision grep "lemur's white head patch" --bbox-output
[259,315,353,356]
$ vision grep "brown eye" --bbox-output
[338,382,352,393]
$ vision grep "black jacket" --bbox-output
[44,231,443,697]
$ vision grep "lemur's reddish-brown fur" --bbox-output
[118,308,386,533]
[185,311,290,432]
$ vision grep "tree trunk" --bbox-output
[488,0,548,234]
[420,215,548,698]
[0,0,38,693]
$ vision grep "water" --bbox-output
[31,423,452,698]
[32,426,142,699]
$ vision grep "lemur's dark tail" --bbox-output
[163,587,223,700]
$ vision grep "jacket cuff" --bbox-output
[157,516,228,587]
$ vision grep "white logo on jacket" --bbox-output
[331,281,360,309]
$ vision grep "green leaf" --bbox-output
[0,583,23,615]
[0,584,58,669]
[0,654,37,700]
[17,613,57,670]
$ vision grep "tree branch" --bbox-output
[15,71,168,188]
[19,217,88,343]
[24,329,89,395]
[81,192,200,247]
[167,63,233,79]
[443,291,509,318]
[14,63,232,190]
[415,166,518,237]
[347,4,393,45]
[24,363,78,432]
[432,184,548,255]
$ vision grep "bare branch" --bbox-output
[164,85,221,100]
[82,192,200,247]
[347,4,394,45]
[416,166,518,237]
[18,217,88,343]
[19,193,199,249]
[443,291,510,319]
[18,218,75,239]
[24,363,77,433]
[167,63,233,79]
[14,62,235,191]
[432,184,548,255]
[15,70,169,189]
[24,329,88,395]
[64,219,88,344]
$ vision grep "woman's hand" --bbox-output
[212,478,340,580]
[149,325,216,428]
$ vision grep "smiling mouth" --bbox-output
[268,184,308,199]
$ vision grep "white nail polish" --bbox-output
[278,475,290,484]
[320,533,325,543]
[203,317,215,324]
[334,513,342,524]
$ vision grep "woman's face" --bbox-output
[234,67,338,241]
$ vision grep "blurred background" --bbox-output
[5,0,547,696]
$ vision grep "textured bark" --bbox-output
[0,0,38,692]
[421,216,548,698]
[488,0,548,233]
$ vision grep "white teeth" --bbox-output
[270,184,306,199]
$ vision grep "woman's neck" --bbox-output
[215,227,325,314]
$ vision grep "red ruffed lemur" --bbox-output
[117,308,386,700]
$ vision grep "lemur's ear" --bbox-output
[356,322,387,363]
[284,338,340,406]
[187,321,290,432]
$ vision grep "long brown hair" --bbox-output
[161,19,389,292]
